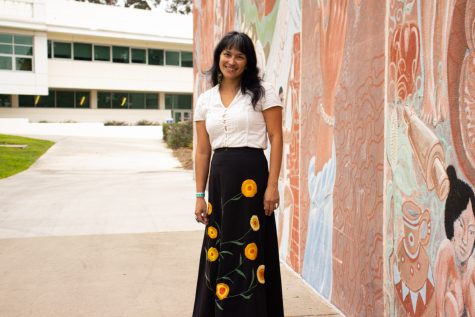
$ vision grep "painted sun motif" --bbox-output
[241,179,258,197]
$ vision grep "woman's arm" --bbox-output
[194,121,212,224]
[263,106,283,216]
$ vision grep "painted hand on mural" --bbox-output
[420,0,455,126]
[435,166,475,317]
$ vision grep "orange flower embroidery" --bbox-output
[207,247,219,262]
[241,179,257,198]
[216,283,230,300]
[207,202,213,215]
[244,242,258,260]
[207,226,218,239]
[250,215,260,231]
[257,265,265,284]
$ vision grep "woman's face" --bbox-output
[453,200,475,263]
[219,47,247,82]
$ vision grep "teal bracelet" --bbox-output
[196,192,205,198]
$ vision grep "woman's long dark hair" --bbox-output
[444,165,475,241]
[209,31,264,108]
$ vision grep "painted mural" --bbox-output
[194,0,475,316]
[386,0,475,316]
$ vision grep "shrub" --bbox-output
[104,120,129,126]
[164,121,192,149]
[136,120,160,126]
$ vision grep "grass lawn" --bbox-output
[0,134,55,179]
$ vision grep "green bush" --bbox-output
[164,121,192,149]
[136,120,160,126]
[104,120,129,126]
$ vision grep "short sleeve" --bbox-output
[261,82,283,111]
[193,93,205,121]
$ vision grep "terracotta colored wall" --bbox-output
[194,0,475,315]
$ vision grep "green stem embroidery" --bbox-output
[222,193,243,209]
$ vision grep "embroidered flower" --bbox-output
[207,202,213,215]
[207,226,218,239]
[216,283,230,300]
[207,247,219,262]
[257,265,265,284]
[250,215,260,231]
[241,179,257,198]
[244,242,258,260]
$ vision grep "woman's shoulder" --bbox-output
[260,81,275,91]
[197,85,219,104]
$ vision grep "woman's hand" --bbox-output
[195,198,209,225]
[264,184,280,216]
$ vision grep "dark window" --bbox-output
[181,51,192,67]
[14,45,32,55]
[129,93,145,109]
[131,48,146,64]
[56,91,75,108]
[112,46,129,63]
[0,44,12,54]
[0,56,12,70]
[165,93,192,110]
[94,45,110,61]
[145,93,158,109]
[15,58,32,71]
[0,94,12,107]
[47,40,52,58]
[165,51,180,66]
[76,91,90,108]
[98,92,111,108]
[19,95,35,107]
[148,49,163,65]
[112,92,128,108]
[74,43,92,61]
[34,94,50,108]
[54,42,72,59]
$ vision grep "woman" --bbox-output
[435,165,475,316]
[192,31,284,317]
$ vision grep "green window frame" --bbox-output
[112,46,129,63]
[165,51,180,66]
[74,43,92,61]
[131,48,146,64]
[94,45,110,61]
[0,33,33,71]
[181,51,192,67]
[148,49,163,65]
[54,42,72,59]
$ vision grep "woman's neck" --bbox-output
[220,79,241,92]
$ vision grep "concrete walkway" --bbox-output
[0,122,341,316]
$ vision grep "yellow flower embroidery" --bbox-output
[257,265,265,284]
[207,226,218,239]
[207,247,219,262]
[216,283,230,300]
[244,242,258,260]
[250,215,260,231]
[207,202,213,215]
[241,179,257,198]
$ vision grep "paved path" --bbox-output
[0,123,342,316]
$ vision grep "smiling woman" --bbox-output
[0,134,54,179]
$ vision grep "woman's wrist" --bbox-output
[196,191,205,198]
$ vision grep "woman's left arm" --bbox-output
[263,106,283,216]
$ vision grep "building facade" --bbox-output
[0,0,193,123]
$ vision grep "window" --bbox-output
[0,34,33,71]
[113,46,129,63]
[56,91,75,108]
[129,93,145,109]
[181,51,192,67]
[148,49,163,65]
[0,94,11,107]
[94,45,110,61]
[54,42,71,59]
[165,93,192,110]
[131,48,146,64]
[74,43,92,61]
[112,92,128,108]
[165,51,180,66]
[48,40,52,58]
[76,91,90,108]
[145,93,158,109]
[19,95,34,107]
[98,92,111,108]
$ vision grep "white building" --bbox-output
[0,0,193,123]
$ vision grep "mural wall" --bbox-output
[194,0,475,316]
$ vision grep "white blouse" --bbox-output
[193,82,282,150]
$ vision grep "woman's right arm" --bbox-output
[194,121,212,224]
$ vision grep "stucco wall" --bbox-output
[194,0,475,316]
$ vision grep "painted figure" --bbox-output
[435,166,475,316]
[302,0,348,299]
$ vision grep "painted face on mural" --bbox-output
[452,200,475,263]
[219,47,247,81]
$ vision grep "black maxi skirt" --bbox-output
[192,147,284,317]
